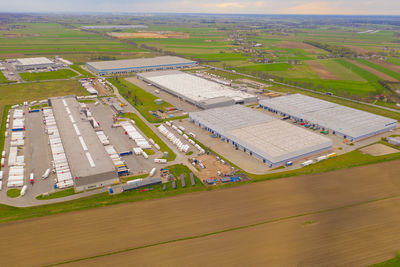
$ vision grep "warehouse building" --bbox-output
[49,96,119,191]
[138,70,257,109]
[12,57,59,71]
[189,105,332,167]
[86,56,198,75]
[259,94,398,142]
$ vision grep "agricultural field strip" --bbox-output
[58,196,400,267]
[1,160,400,266]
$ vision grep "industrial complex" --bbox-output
[1,54,399,205]
[86,56,198,75]
[259,94,398,141]
[138,70,257,109]
[189,105,333,167]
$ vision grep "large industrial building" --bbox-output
[49,96,119,191]
[138,70,257,109]
[259,94,398,141]
[12,57,58,71]
[189,105,332,167]
[86,56,198,75]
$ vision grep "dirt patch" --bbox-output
[107,32,189,39]
[371,59,400,73]
[346,59,399,82]
[277,41,322,53]
[359,143,399,156]
[345,45,371,55]
[306,60,338,80]
[194,154,233,181]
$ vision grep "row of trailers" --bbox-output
[2,109,26,189]
[43,108,74,189]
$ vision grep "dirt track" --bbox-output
[346,59,398,82]
[1,160,400,266]
[306,60,338,79]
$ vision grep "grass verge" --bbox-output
[0,105,11,170]
[119,173,149,183]
[36,188,79,200]
[370,253,400,266]
[0,164,205,223]
[108,77,175,123]
[7,189,21,198]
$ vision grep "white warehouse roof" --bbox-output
[259,94,398,141]
[189,105,332,165]
[87,56,195,72]
[139,70,257,109]
[16,57,53,66]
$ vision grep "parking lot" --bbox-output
[90,101,161,175]
[0,106,56,204]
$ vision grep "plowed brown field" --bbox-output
[277,41,322,53]
[306,60,338,79]
[346,59,398,82]
[1,160,400,266]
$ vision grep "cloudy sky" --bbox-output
[2,0,400,15]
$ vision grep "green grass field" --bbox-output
[121,113,176,161]
[19,69,77,81]
[0,22,147,63]
[108,77,174,123]
[70,64,93,78]
[318,59,366,82]
[0,71,8,83]
[7,189,21,198]
[0,80,88,132]
[239,63,292,72]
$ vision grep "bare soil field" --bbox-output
[277,41,322,53]
[65,197,400,267]
[1,160,400,266]
[306,60,338,79]
[195,154,232,181]
[360,143,399,156]
[371,59,400,73]
[107,32,189,39]
[346,59,399,82]
[345,45,371,54]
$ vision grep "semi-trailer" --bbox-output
[42,169,50,179]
